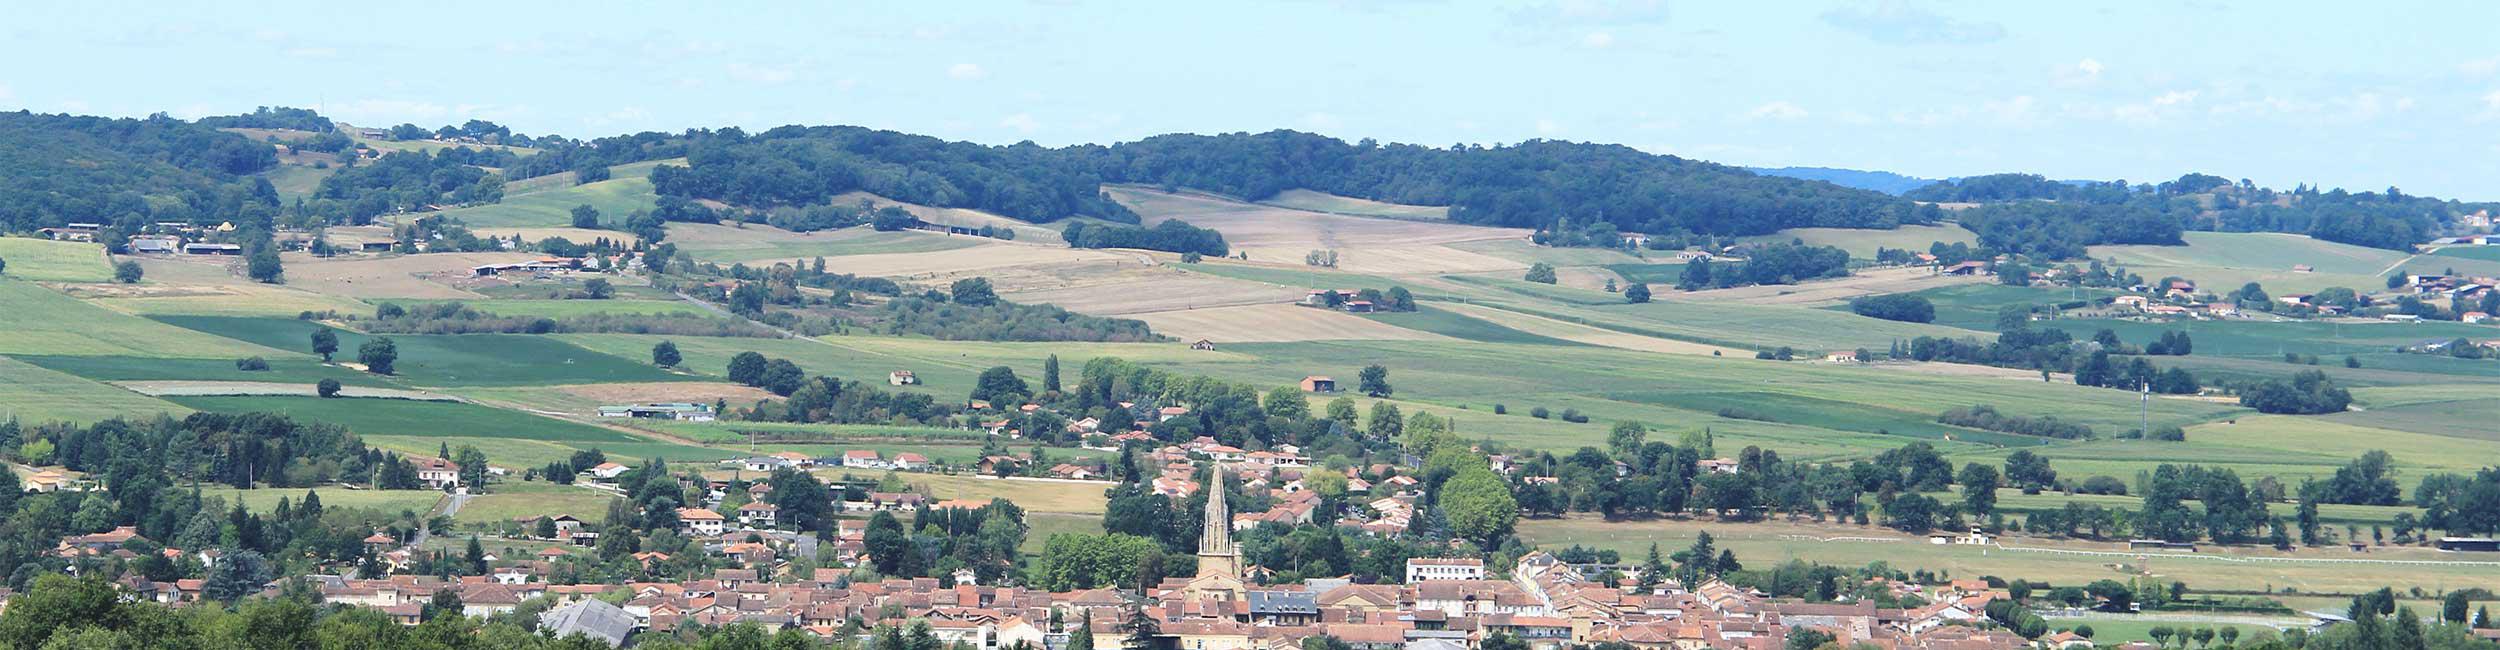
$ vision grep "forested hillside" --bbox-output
[1914,172,2491,255]
[0,112,279,232]
[646,127,1934,236]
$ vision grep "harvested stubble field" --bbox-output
[1739,223,1978,259]
[665,223,982,264]
[67,275,371,317]
[1107,186,1526,274]
[831,191,1065,241]
[1131,303,1449,343]
[279,251,546,299]
[996,265,1302,315]
[1256,189,1449,220]
[1669,266,1986,306]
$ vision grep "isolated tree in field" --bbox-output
[1385,286,1416,311]
[1043,354,1062,393]
[581,277,614,299]
[727,351,768,385]
[1624,282,1651,303]
[1958,463,2000,516]
[570,204,601,229]
[1524,263,1558,284]
[246,245,283,284]
[309,328,338,362]
[358,337,398,375]
[951,277,999,306]
[0,256,8,275]
[652,340,681,367]
[1358,364,1392,397]
[316,379,342,398]
[112,260,142,283]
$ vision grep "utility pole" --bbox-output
[2141,380,2151,436]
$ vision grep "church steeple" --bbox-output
[1188,463,1244,596]
[1199,463,1235,556]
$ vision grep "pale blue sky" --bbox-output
[9,1,2499,198]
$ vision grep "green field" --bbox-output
[1358,305,1581,346]
[0,238,111,282]
[18,354,393,386]
[454,481,619,527]
[168,395,643,442]
[0,356,191,424]
[260,165,335,203]
[430,166,667,228]
[1597,263,1688,285]
[2092,232,2498,295]
[2429,245,2500,263]
[0,281,291,358]
[1868,284,2124,331]
[1443,275,1984,351]
[152,316,693,387]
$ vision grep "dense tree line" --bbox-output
[862,292,1164,342]
[1060,220,1229,256]
[194,106,337,132]
[0,111,279,233]
[310,149,512,223]
[1848,294,1935,323]
[649,125,1135,222]
[1937,405,2094,439]
[355,301,775,337]
[1914,172,2495,255]
[2237,370,2353,414]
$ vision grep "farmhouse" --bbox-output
[842,450,886,469]
[2110,295,2150,309]
[888,370,919,386]
[360,241,396,252]
[1300,376,1337,393]
[470,258,580,276]
[1940,261,1988,276]
[890,453,929,471]
[183,243,244,255]
[1190,339,1218,351]
[1343,300,1377,313]
[584,462,631,480]
[412,456,461,489]
[595,403,716,422]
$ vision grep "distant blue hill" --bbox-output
[1745,167,1939,196]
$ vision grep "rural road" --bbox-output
[412,492,474,548]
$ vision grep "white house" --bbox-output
[842,449,886,469]
[676,508,725,537]
[584,462,630,480]
[1406,558,1486,583]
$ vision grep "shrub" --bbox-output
[1559,408,1589,423]
[233,357,270,371]
[316,379,342,398]
[1530,406,1551,419]
[1848,294,1936,323]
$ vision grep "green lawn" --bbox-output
[0,356,191,424]
[167,395,643,442]
[454,481,619,527]
[0,281,290,358]
[0,238,111,282]
[151,316,693,387]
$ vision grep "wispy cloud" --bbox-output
[1581,31,1615,49]
[1000,113,1039,133]
[1301,112,1343,129]
[1747,101,1808,121]
[726,63,797,84]
[1820,2,2006,45]
[948,63,987,80]
[2055,58,2103,86]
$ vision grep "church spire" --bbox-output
[1199,463,1234,556]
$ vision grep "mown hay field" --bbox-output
[1107,186,1525,274]
[1255,189,1449,220]
[665,223,983,264]
[1132,303,1448,343]
[153,316,693,387]
[0,356,192,424]
[0,238,111,282]
[0,281,292,358]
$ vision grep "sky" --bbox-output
[8,0,2500,198]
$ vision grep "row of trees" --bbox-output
[1675,243,1851,290]
[1060,220,1229,256]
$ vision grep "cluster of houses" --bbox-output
[470,257,602,277]
[596,402,718,422]
[98,456,2099,650]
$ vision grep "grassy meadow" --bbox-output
[0,281,292,358]
[0,356,191,424]
[0,238,111,282]
[152,316,693,387]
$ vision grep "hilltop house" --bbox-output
[1300,376,1337,393]
[888,371,919,386]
